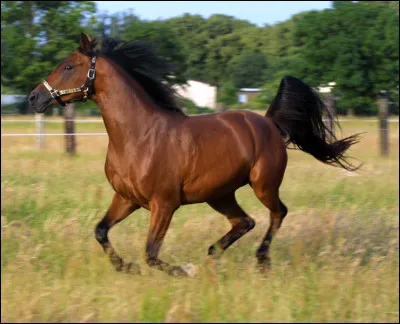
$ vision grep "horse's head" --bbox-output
[29,33,96,113]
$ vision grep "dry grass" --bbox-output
[1,116,399,322]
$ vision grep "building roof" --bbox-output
[239,88,261,92]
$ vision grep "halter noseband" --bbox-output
[42,56,97,107]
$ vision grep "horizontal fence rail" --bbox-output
[2,95,396,157]
[1,133,107,137]
[3,119,397,137]
[1,106,397,157]
[1,119,104,123]
[1,130,394,137]
[1,119,399,123]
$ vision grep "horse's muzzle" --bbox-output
[29,89,52,113]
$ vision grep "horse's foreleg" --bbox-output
[145,200,193,277]
[95,193,141,274]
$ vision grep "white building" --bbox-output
[174,80,217,109]
[1,94,26,106]
[237,88,261,104]
[317,82,336,94]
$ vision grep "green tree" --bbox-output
[2,1,397,116]
[217,82,238,106]
[166,14,255,86]
[1,1,96,94]
[229,51,268,88]
[293,1,399,114]
[165,14,208,82]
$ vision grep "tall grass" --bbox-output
[1,116,399,322]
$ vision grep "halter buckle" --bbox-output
[50,89,59,99]
[87,69,95,80]
[81,86,89,100]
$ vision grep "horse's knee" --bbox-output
[234,216,256,232]
[95,221,108,244]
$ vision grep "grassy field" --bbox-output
[1,114,399,323]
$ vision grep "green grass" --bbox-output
[1,115,399,322]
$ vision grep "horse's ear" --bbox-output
[79,33,91,52]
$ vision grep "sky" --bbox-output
[94,1,332,27]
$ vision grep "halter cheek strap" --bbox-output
[42,56,97,107]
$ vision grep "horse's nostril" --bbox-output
[29,92,37,103]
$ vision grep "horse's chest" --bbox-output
[104,156,149,206]
[104,156,133,196]
[105,159,126,192]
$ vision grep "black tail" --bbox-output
[266,76,362,171]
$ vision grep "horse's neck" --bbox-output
[92,60,176,150]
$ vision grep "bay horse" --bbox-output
[29,33,361,277]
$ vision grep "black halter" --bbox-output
[42,56,97,107]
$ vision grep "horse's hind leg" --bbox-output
[95,193,141,274]
[253,189,287,271]
[207,193,256,259]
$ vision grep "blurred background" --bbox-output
[1,2,399,323]
[1,1,399,116]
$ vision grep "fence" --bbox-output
[2,101,398,156]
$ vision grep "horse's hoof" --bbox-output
[123,262,142,275]
[181,263,197,277]
[257,258,271,275]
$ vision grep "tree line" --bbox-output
[1,1,398,115]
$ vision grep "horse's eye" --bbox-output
[64,65,72,70]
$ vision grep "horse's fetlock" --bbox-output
[146,257,160,267]
[95,223,108,244]
[246,217,256,231]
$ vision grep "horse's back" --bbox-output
[186,109,285,161]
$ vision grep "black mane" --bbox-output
[78,37,184,114]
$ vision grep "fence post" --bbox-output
[323,93,335,136]
[35,113,45,151]
[216,102,227,113]
[378,91,389,157]
[64,103,76,156]
[52,107,59,116]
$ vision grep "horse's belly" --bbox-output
[182,161,250,203]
